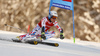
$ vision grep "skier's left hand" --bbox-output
[60,33,64,39]
[41,34,46,40]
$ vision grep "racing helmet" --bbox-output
[48,11,58,19]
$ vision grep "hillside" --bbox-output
[0,0,100,42]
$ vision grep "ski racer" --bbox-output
[16,11,64,41]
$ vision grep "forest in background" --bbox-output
[0,0,100,42]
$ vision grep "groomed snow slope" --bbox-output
[0,30,100,56]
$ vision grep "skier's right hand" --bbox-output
[41,32,46,40]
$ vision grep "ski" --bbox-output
[25,40,59,47]
[26,39,59,47]
[38,42,59,47]
[12,39,21,42]
[25,40,38,45]
[12,39,59,47]
[12,39,38,45]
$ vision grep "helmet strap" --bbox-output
[48,13,52,22]
[48,16,51,22]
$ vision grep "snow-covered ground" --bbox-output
[0,30,100,56]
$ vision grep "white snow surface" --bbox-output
[0,30,100,56]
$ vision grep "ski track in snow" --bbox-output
[0,30,100,56]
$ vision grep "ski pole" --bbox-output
[4,24,27,33]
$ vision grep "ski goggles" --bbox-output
[51,16,57,19]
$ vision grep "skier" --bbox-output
[15,11,64,41]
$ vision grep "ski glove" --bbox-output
[41,26,46,40]
[60,33,64,39]
[60,29,64,39]
[41,32,46,40]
